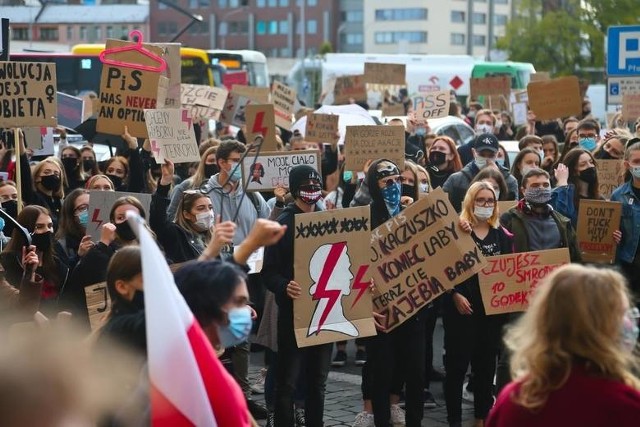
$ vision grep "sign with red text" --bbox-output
[364,62,406,85]
[370,188,487,331]
[527,76,582,121]
[0,61,57,127]
[576,200,621,264]
[413,90,451,123]
[344,125,405,171]
[180,84,228,120]
[596,159,624,199]
[305,113,339,144]
[245,104,278,151]
[219,90,255,127]
[294,206,375,347]
[479,248,570,315]
[144,108,199,164]
[240,150,320,192]
[222,70,248,90]
[86,191,151,243]
[271,80,296,130]
[334,75,367,105]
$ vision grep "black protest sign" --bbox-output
[0,61,57,127]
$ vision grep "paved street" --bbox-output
[250,318,475,426]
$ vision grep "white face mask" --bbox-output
[420,182,429,193]
[475,123,493,134]
[475,156,489,169]
[495,119,503,128]
[493,189,500,200]
[194,210,215,231]
[474,206,494,220]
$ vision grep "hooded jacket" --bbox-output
[443,162,518,212]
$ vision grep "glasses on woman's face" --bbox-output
[474,197,495,207]
[74,204,89,215]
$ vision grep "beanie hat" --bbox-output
[289,165,321,196]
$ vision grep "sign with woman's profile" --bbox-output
[293,206,376,348]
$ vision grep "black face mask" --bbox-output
[579,167,597,184]
[40,174,61,191]
[31,231,52,252]
[106,174,123,189]
[1,199,18,219]
[61,158,78,176]
[83,159,95,171]
[204,164,219,177]
[594,149,613,160]
[115,221,137,242]
[428,151,447,167]
[131,290,145,310]
[402,184,415,198]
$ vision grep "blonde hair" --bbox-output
[32,157,66,198]
[506,265,640,410]
[460,181,499,228]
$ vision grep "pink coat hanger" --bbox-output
[99,30,167,73]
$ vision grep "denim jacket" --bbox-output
[611,181,640,263]
[551,184,578,226]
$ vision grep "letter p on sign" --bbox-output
[607,26,640,76]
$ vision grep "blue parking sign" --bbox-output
[610,83,620,96]
[608,26,640,76]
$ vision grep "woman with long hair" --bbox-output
[444,182,512,427]
[558,128,579,163]
[471,168,510,202]
[541,135,559,174]
[85,174,115,191]
[54,189,93,274]
[167,146,218,220]
[510,148,541,190]
[486,265,640,426]
[80,145,101,177]
[26,157,66,230]
[60,145,87,191]
[427,136,463,189]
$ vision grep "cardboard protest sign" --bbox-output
[151,42,181,109]
[22,127,54,156]
[576,200,621,264]
[86,191,152,242]
[370,188,487,331]
[363,62,406,85]
[272,80,296,130]
[596,159,623,199]
[381,102,405,117]
[180,84,228,121]
[232,85,271,103]
[530,72,550,82]
[294,205,376,347]
[527,76,582,121]
[222,70,248,90]
[85,282,111,331]
[240,150,320,191]
[245,104,278,151]
[334,75,367,105]
[144,109,199,164]
[479,248,570,315]
[344,125,405,171]
[512,102,528,126]
[96,39,169,138]
[497,200,517,215]
[0,61,57,127]
[219,90,255,127]
[470,76,511,99]
[305,113,339,143]
[414,90,451,123]
[622,93,640,121]
[56,92,84,129]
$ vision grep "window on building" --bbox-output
[106,26,114,38]
[94,26,102,41]
[267,0,276,6]
[308,0,317,6]
[40,27,59,41]
[279,0,289,6]
[199,0,211,6]
[121,26,128,37]
[66,26,73,40]
[474,0,487,2]
[451,11,465,23]
[189,0,197,8]
[451,33,465,45]
[280,47,291,56]
[268,20,278,34]
[229,21,248,34]
[307,19,317,34]
[495,0,508,3]
[473,34,486,46]
[80,26,87,40]
[375,8,428,21]
[218,0,227,7]
[256,21,266,35]
[494,14,508,25]
[12,27,29,41]
[374,31,427,44]
[345,32,363,45]
[342,10,363,22]
[256,0,265,6]
[472,12,486,24]
[229,0,240,6]
[279,20,289,34]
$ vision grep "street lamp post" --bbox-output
[219,7,247,49]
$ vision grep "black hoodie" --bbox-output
[367,158,400,229]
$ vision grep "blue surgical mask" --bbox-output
[631,166,640,179]
[579,137,597,151]
[343,171,353,183]
[381,182,401,216]
[77,209,89,228]
[495,158,505,167]
[217,306,253,348]
[0,216,4,233]
[228,162,242,182]
[415,127,426,136]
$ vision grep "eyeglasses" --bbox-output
[381,176,404,187]
[74,204,89,215]
[474,198,495,207]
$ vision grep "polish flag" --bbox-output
[127,212,251,427]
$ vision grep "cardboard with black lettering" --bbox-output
[245,104,278,151]
[294,206,376,347]
[527,76,582,121]
[344,125,405,171]
[414,90,451,123]
[144,108,199,164]
[85,282,111,331]
[370,188,487,331]
[240,150,320,192]
[364,63,406,85]
[0,61,57,127]
[86,191,151,243]
[381,102,406,117]
[272,80,296,130]
[479,248,570,315]
[96,39,169,138]
[305,113,339,143]
[56,92,84,129]
[334,75,367,105]
[576,200,621,264]
[180,83,228,121]
[470,76,511,99]
[596,159,623,199]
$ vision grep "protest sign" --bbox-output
[56,92,84,129]
[240,150,320,191]
[306,113,339,144]
[86,190,152,242]
[245,104,278,151]
[596,159,623,199]
[222,70,248,90]
[96,39,169,138]
[144,108,199,164]
[370,188,487,331]
[151,42,181,109]
[232,85,271,103]
[381,102,406,117]
[294,205,376,347]
[470,76,511,99]
[219,90,254,127]
[334,75,367,105]
[512,102,528,126]
[497,200,517,215]
[180,84,228,121]
[413,90,451,123]
[363,62,406,85]
[272,80,296,130]
[85,282,111,331]
[344,125,405,171]
[622,93,640,121]
[527,76,582,121]
[530,72,551,82]
[0,61,57,127]
[576,200,621,264]
[22,127,55,156]
[479,248,570,315]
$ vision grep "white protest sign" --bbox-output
[240,150,321,192]
[144,108,200,164]
[86,191,152,243]
[413,90,451,123]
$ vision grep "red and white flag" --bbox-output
[127,212,251,427]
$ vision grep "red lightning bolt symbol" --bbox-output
[350,264,370,309]
[91,208,103,229]
[312,242,347,334]
[252,111,268,138]
[181,110,192,129]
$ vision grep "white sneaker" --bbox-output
[352,411,374,427]
[390,404,406,425]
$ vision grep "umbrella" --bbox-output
[290,104,377,146]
